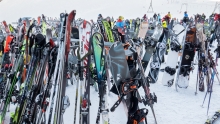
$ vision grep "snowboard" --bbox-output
[109,41,131,95]
[162,24,185,86]
[137,21,148,40]
[142,23,163,70]
[176,26,196,88]
[148,27,168,83]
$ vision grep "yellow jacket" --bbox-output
[168,13,171,18]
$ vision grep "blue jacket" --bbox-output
[116,19,124,28]
[158,15,161,21]
[184,13,188,18]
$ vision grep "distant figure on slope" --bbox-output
[98,14,103,20]
[167,12,171,19]
[162,14,170,25]
[201,13,206,23]
[142,14,148,22]
[183,11,189,23]
[157,13,161,23]
[125,19,130,29]
[153,13,157,20]
[134,17,140,32]
[116,16,125,43]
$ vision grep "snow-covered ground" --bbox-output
[63,42,220,124]
[1,0,220,124]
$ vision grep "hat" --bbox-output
[119,16,124,20]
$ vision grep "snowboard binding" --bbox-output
[110,78,139,112]
[127,108,148,124]
[142,92,157,106]
[144,36,157,48]
[180,66,191,77]
[170,41,181,52]
[121,79,139,95]
[165,66,176,76]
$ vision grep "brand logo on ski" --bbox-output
[185,55,190,60]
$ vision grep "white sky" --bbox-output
[0,0,218,23]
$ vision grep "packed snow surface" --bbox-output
[1,0,220,123]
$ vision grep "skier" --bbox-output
[183,11,189,23]
[162,14,170,25]
[125,19,130,29]
[153,13,157,20]
[214,13,218,21]
[98,14,103,20]
[167,12,171,19]
[201,13,206,23]
[134,17,140,33]
[210,13,215,19]
[116,16,125,43]
[142,14,148,22]
[158,13,161,23]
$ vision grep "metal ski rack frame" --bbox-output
[147,0,154,13]
[213,2,220,14]
[180,3,188,13]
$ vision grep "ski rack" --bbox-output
[213,2,220,14]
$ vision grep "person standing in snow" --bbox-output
[116,16,125,43]
[98,14,103,20]
[183,11,189,23]
[125,19,130,29]
[153,13,157,21]
[134,17,140,32]
[163,12,171,25]
[142,14,148,22]
[158,13,161,23]
[201,13,206,23]
[162,14,170,25]
[167,12,171,19]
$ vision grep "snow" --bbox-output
[1,0,220,123]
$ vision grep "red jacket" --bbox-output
[214,14,219,21]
